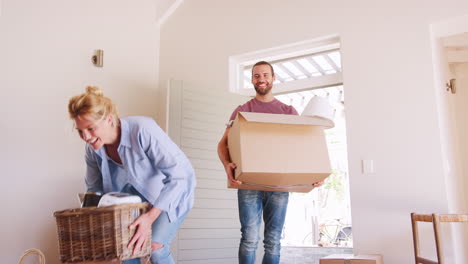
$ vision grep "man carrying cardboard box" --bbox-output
[218,61,324,264]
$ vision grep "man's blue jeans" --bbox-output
[238,189,289,264]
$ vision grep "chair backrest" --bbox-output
[411,213,468,264]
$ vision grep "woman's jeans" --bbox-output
[122,211,187,264]
[238,189,289,264]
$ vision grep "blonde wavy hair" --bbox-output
[68,86,119,126]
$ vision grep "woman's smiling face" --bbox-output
[74,115,112,150]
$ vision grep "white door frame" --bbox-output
[430,13,468,264]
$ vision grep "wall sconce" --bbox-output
[92,49,104,67]
[446,78,456,94]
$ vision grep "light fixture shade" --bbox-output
[301,96,335,128]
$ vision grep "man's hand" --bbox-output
[313,181,325,188]
[218,127,242,186]
[224,162,241,185]
[127,207,161,255]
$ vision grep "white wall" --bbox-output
[0,0,160,263]
[158,1,468,263]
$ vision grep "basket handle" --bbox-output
[18,248,45,264]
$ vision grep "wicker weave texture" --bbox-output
[54,203,151,263]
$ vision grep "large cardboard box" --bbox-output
[227,112,332,192]
[320,254,384,264]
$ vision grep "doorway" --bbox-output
[275,86,353,263]
[431,15,468,264]
[228,36,353,263]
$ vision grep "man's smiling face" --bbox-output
[252,64,275,96]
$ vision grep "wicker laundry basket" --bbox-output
[54,203,151,263]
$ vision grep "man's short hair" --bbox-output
[252,61,275,77]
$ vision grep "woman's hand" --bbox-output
[128,207,162,255]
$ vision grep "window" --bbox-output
[242,49,342,92]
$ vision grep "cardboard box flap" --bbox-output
[320,254,383,264]
[322,254,354,260]
[322,254,382,260]
[353,255,382,261]
[239,112,334,128]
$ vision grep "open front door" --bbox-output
[167,80,250,263]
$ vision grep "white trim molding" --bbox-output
[228,35,341,95]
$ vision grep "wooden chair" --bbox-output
[411,213,468,264]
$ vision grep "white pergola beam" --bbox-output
[276,63,298,80]
[323,54,341,72]
[292,61,312,77]
[306,57,326,75]
[273,72,343,95]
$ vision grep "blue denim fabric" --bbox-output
[123,211,188,264]
[238,189,289,264]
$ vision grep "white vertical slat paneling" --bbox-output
[167,79,183,263]
[167,80,249,263]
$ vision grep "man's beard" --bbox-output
[254,84,272,96]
